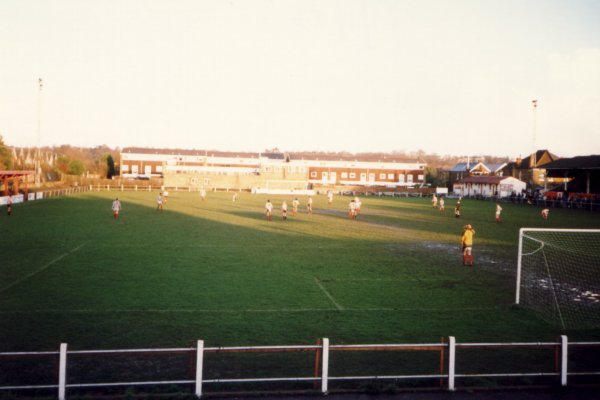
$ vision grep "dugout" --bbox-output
[0,170,34,197]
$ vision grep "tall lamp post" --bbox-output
[35,78,43,186]
[531,99,538,188]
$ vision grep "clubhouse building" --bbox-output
[120,148,427,192]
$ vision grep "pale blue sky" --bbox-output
[1,0,599,157]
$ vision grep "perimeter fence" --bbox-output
[1,336,599,399]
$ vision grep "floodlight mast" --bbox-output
[35,78,43,186]
[530,100,537,188]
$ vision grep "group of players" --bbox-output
[264,198,303,221]
[110,190,171,219]
[263,193,362,221]
[431,195,477,266]
[111,190,363,222]
[432,194,552,267]
[110,190,552,267]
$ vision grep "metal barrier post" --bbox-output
[195,340,204,398]
[561,335,568,386]
[448,336,456,391]
[321,338,329,394]
[58,343,67,400]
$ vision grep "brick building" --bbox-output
[120,148,426,191]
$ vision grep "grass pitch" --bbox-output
[1,191,600,352]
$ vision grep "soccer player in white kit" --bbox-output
[541,208,549,219]
[265,200,273,221]
[156,193,164,211]
[307,196,313,214]
[112,198,121,219]
[348,200,357,219]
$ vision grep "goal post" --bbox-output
[265,180,309,191]
[516,228,600,329]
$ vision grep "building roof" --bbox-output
[543,155,600,170]
[518,149,560,169]
[121,147,418,163]
[262,152,285,160]
[288,152,415,163]
[121,147,260,158]
[487,163,507,172]
[449,162,506,173]
[0,170,35,179]
[449,162,470,172]
[457,176,518,185]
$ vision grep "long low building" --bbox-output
[453,176,526,198]
[120,148,426,191]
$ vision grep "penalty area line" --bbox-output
[314,277,344,311]
[0,243,86,294]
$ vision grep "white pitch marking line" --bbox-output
[314,277,344,311]
[0,243,86,294]
[0,306,506,314]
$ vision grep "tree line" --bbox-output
[0,136,117,179]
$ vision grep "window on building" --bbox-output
[310,171,317,178]
[122,164,129,172]
[388,173,394,180]
[349,172,356,179]
[418,174,424,181]
[407,175,413,183]
[341,172,348,179]
[379,173,386,180]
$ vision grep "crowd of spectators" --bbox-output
[482,190,600,211]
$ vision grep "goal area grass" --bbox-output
[1,191,600,352]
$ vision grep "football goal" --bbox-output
[253,180,314,195]
[516,228,600,329]
[265,180,309,191]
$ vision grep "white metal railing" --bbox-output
[1,336,599,399]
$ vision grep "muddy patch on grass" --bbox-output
[387,242,515,274]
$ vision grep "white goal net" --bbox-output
[516,228,600,329]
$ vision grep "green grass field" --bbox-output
[2,190,600,353]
